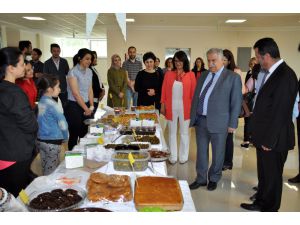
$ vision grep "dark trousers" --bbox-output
[0,158,32,197]
[297,117,300,173]
[243,117,251,142]
[65,101,90,150]
[59,92,68,112]
[255,148,288,212]
[93,101,99,116]
[223,133,234,167]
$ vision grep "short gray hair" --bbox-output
[206,48,223,59]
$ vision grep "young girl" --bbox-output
[16,60,37,109]
[36,74,68,175]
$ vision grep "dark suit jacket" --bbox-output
[190,68,242,133]
[43,57,69,93]
[250,62,298,151]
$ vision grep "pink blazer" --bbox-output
[161,70,196,121]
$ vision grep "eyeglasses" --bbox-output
[174,60,183,63]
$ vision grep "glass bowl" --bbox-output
[26,186,86,212]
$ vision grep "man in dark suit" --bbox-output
[241,38,298,212]
[189,48,242,191]
[288,44,300,184]
[43,43,70,110]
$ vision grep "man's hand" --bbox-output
[261,145,271,151]
[228,127,236,133]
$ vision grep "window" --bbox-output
[165,48,191,61]
[90,39,107,58]
[59,38,107,58]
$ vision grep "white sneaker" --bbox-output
[168,159,177,164]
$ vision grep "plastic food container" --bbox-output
[111,151,150,171]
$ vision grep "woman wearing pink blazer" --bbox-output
[161,51,196,164]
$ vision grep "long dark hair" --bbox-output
[172,51,190,73]
[192,57,206,72]
[73,48,92,67]
[164,57,173,68]
[223,49,237,71]
[36,74,59,99]
[0,47,22,80]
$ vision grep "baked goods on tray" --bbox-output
[87,172,132,202]
[134,176,183,211]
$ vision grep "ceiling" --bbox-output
[0,13,117,38]
[127,13,300,28]
[0,13,299,39]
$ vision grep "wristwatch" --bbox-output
[0,188,11,212]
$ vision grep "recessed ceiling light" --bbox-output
[225,19,246,23]
[22,16,46,21]
[126,18,135,22]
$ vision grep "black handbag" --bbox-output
[239,99,251,118]
[244,91,256,111]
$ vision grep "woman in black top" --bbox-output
[0,47,38,197]
[134,52,162,110]
[134,52,163,111]
[90,51,105,114]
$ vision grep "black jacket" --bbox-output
[0,80,38,161]
[91,67,104,99]
[250,62,298,151]
[43,57,69,93]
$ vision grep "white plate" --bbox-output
[148,150,170,162]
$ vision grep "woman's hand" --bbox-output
[99,89,105,101]
[119,92,124,98]
[84,108,93,116]
[147,89,155,96]
[160,103,166,116]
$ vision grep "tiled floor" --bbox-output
[31,118,300,212]
[165,119,300,212]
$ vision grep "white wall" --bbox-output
[38,33,60,61]
[20,30,37,49]
[2,23,300,83]
[107,25,126,65]
[5,27,20,47]
[126,26,300,78]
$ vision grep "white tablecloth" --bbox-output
[18,110,195,212]
[20,160,196,212]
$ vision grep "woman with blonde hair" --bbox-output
[107,54,127,108]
